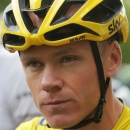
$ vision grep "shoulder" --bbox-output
[15,117,58,130]
[112,103,130,130]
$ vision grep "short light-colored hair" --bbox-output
[97,33,120,56]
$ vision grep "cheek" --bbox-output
[25,71,42,102]
[67,65,100,107]
[26,76,43,110]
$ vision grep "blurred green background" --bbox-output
[0,0,130,63]
[0,0,9,12]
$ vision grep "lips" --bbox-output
[42,100,70,105]
[39,98,73,111]
[38,94,75,110]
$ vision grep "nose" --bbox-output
[41,66,63,92]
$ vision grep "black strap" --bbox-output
[90,41,109,97]
[90,41,109,123]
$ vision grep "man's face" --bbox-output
[20,40,101,128]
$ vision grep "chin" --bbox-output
[46,116,81,129]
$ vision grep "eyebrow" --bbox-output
[20,56,43,62]
[20,47,76,61]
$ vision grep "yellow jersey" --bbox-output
[16,104,130,130]
[112,104,130,130]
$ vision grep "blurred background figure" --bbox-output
[0,41,41,130]
[0,12,41,129]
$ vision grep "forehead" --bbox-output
[20,40,90,58]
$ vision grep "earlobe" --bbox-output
[106,40,122,77]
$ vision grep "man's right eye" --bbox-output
[28,61,43,68]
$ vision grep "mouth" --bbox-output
[45,100,70,105]
[40,99,72,109]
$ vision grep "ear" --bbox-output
[106,40,122,77]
